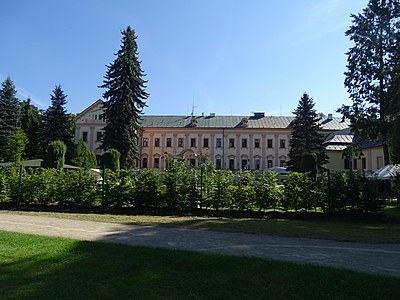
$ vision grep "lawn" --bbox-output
[1,210,400,243]
[0,231,399,300]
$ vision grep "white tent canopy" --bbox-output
[368,164,400,180]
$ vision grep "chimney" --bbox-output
[328,113,333,120]
[209,113,216,117]
[254,112,265,118]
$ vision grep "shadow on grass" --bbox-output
[1,231,400,300]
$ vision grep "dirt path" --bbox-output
[1,213,400,277]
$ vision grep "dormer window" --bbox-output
[241,117,248,128]
[190,116,198,127]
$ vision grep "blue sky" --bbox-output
[1,0,367,116]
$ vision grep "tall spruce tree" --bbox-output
[99,26,148,169]
[41,85,74,161]
[20,98,42,159]
[338,0,400,166]
[0,77,20,161]
[287,93,328,172]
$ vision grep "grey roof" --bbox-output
[140,115,350,131]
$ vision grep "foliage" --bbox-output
[287,92,328,172]
[389,117,400,164]
[230,171,255,210]
[338,0,400,165]
[0,77,20,162]
[133,168,163,208]
[41,85,75,162]
[7,129,27,165]
[283,172,319,212]
[100,148,120,171]
[102,170,135,209]
[20,98,42,159]
[254,171,282,211]
[300,152,318,180]
[99,26,148,169]
[42,140,67,169]
[206,170,233,210]
[72,140,97,168]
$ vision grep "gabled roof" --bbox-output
[76,99,104,119]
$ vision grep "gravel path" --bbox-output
[1,213,400,278]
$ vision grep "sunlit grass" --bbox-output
[0,231,399,300]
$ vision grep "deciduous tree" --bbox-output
[338,0,400,166]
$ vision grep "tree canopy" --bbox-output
[338,0,400,165]
[99,26,148,169]
[287,92,328,172]
[20,98,42,159]
[41,85,75,161]
[0,77,20,161]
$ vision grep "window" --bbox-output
[280,160,286,167]
[241,159,248,170]
[94,114,98,120]
[267,139,273,148]
[377,156,383,169]
[362,157,366,170]
[155,138,160,147]
[96,131,103,142]
[254,138,260,148]
[142,157,148,168]
[353,158,358,170]
[99,114,104,121]
[82,131,88,142]
[216,158,222,170]
[267,160,273,168]
[178,138,184,147]
[203,138,209,148]
[190,138,196,148]
[142,138,148,147]
[280,139,286,149]
[344,159,350,170]
[166,138,172,147]
[229,159,235,170]
[255,159,260,170]
[154,157,160,168]
[229,138,235,148]
[241,138,247,148]
[216,138,222,148]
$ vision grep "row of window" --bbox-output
[143,137,286,149]
[82,131,103,142]
[142,157,286,170]
[344,156,384,170]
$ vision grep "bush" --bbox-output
[206,170,233,210]
[254,171,283,211]
[42,140,67,169]
[283,172,318,211]
[133,169,163,208]
[101,149,120,171]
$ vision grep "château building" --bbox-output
[75,100,368,171]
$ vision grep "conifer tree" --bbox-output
[338,0,400,166]
[41,85,74,161]
[0,77,20,161]
[99,26,148,169]
[20,98,42,159]
[287,93,328,172]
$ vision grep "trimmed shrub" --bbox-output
[254,171,283,211]
[101,149,120,171]
[42,140,67,169]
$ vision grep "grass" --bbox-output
[0,231,399,300]
[2,210,400,243]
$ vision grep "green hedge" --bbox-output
[0,165,383,214]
